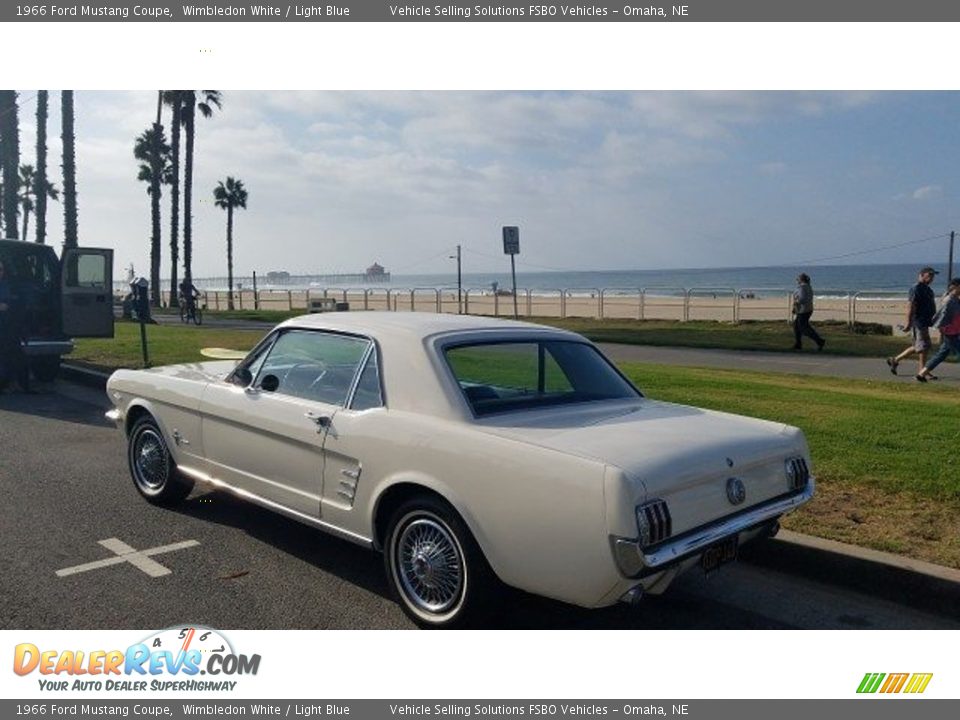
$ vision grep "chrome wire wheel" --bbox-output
[132,427,169,493]
[393,512,467,621]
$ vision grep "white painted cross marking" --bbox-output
[55,538,200,578]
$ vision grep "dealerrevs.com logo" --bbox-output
[857,673,933,694]
[13,626,261,692]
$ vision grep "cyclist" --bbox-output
[178,278,202,321]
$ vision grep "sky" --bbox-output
[8,90,960,279]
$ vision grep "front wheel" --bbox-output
[384,496,495,628]
[127,416,194,505]
[192,305,203,326]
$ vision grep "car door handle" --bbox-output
[304,411,331,429]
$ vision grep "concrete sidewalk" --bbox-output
[598,343,960,383]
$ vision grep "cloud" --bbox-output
[912,184,942,200]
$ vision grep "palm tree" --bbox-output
[162,91,184,307]
[213,176,248,311]
[134,121,172,307]
[61,90,78,249]
[18,164,59,241]
[181,90,221,286]
[34,90,50,245]
[0,90,19,239]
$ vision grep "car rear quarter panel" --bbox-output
[355,410,618,608]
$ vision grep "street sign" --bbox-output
[502,226,520,255]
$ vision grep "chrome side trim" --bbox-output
[612,478,815,578]
[22,339,74,356]
[177,465,374,548]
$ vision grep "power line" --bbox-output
[789,232,950,266]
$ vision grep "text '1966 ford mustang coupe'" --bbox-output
[106,312,814,627]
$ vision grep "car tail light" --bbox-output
[785,457,810,491]
[636,499,671,547]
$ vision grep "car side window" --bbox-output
[350,349,383,411]
[256,330,371,405]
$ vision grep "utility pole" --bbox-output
[949,230,955,281]
[449,245,462,313]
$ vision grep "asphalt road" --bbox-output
[1,381,957,630]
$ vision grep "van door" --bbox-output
[61,247,114,338]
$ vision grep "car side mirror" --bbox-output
[260,374,280,393]
[234,367,253,387]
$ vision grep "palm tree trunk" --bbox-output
[22,207,29,241]
[61,90,78,249]
[226,205,234,311]
[149,92,163,306]
[0,90,19,239]
[35,90,48,245]
[168,92,182,308]
[183,99,195,286]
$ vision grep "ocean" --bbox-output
[180,263,956,298]
[376,263,953,297]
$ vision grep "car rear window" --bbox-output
[445,340,640,416]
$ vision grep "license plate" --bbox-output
[701,535,739,573]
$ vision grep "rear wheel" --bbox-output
[127,416,193,505]
[31,356,61,382]
[384,495,496,628]
[179,303,188,323]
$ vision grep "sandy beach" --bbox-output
[160,287,912,331]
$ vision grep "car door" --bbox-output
[61,247,114,338]
[316,346,387,533]
[200,329,372,518]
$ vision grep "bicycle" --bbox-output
[178,293,203,326]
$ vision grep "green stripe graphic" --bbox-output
[857,673,886,693]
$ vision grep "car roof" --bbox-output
[275,312,587,420]
[278,311,581,343]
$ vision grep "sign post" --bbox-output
[502,226,520,319]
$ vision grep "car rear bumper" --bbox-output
[21,339,74,357]
[610,478,815,578]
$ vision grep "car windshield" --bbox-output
[445,340,641,416]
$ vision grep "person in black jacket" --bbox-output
[791,273,825,351]
[887,267,938,376]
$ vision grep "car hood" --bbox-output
[475,399,804,495]
[108,360,238,390]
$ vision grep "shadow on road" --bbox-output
[0,383,111,428]
[169,488,788,630]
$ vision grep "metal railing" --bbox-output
[145,285,910,326]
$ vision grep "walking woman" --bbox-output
[792,273,825,351]
[916,277,960,382]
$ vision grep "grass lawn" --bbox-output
[72,321,265,369]
[543,317,911,357]
[155,308,915,358]
[73,322,960,568]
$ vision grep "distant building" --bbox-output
[267,271,291,282]
[365,262,386,278]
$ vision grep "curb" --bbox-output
[61,362,111,390]
[739,529,960,619]
[59,363,960,619]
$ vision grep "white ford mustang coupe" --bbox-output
[106,312,814,627]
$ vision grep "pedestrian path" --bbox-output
[597,343,959,384]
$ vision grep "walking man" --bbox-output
[887,266,938,376]
[792,273,825,351]
[916,277,960,382]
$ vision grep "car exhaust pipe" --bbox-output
[767,520,781,538]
